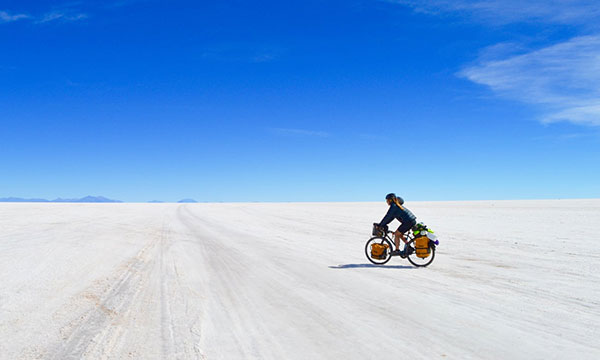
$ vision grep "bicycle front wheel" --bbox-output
[365,237,393,265]
[406,239,436,267]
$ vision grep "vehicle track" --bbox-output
[49,231,161,359]
[174,205,409,360]
[47,218,206,360]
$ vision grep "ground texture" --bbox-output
[1,200,599,359]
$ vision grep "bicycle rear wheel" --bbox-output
[365,237,393,265]
[406,239,435,267]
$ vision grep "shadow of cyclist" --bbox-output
[329,264,414,270]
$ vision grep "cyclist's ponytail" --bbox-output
[393,196,404,209]
[386,193,405,209]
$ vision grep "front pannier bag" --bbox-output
[371,243,389,259]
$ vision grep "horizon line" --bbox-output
[1,197,598,204]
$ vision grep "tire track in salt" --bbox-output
[48,226,163,360]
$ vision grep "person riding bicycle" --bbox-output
[374,193,417,257]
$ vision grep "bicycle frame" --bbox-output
[367,227,436,266]
[383,230,415,245]
[367,227,436,267]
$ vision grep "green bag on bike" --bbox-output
[413,222,433,259]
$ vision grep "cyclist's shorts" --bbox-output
[397,220,416,234]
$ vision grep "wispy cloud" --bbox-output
[252,54,277,63]
[386,0,600,26]
[270,128,330,138]
[2,1,141,25]
[201,44,281,63]
[387,0,600,127]
[1,8,87,24]
[532,131,600,141]
[358,133,380,140]
[0,10,29,23]
[460,35,600,126]
[37,11,88,24]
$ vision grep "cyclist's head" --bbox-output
[385,193,396,205]
[385,193,404,207]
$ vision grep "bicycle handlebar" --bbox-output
[373,223,394,235]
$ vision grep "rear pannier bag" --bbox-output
[414,236,430,258]
[371,243,389,259]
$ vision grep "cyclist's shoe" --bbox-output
[390,249,403,256]
[395,247,413,258]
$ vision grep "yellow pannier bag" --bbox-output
[371,243,389,259]
[414,236,430,258]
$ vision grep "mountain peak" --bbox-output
[0,196,122,203]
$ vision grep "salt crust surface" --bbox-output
[1,200,598,359]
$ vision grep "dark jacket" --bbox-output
[379,203,416,227]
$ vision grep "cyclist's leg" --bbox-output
[396,221,414,249]
[393,231,401,250]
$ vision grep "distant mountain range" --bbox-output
[177,198,198,203]
[0,196,200,203]
[0,196,122,203]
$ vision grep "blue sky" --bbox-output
[1,0,599,202]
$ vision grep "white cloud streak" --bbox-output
[201,44,281,63]
[270,128,330,138]
[1,9,87,24]
[0,10,29,23]
[388,0,600,126]
[460,36,600,126]
[387,0,600,26]
[37,11,88,24]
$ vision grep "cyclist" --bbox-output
[374,193,417,257]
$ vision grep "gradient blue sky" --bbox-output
[1,0,599,202]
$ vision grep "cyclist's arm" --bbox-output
[377,206,395,227]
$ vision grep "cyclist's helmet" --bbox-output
[386,193,405,205]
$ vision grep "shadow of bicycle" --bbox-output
[329,264,414,270]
